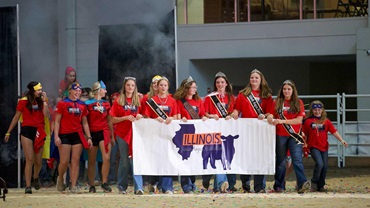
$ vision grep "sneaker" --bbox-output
[311,182,318,192]
[318,187,327,192]
[256,189,266,193]
[242,184,251,193]
[25,186,32,194]
[56,177,66,192]
[118,186,127,194]
[148,184,158,193]
[32,178,41,190]
[135,190,144,195]
[297,181,310,194]
[69,186,80,194]
[220,181,229,193]
[228,187,237,193]
[274,187,284,193]
[89,186,96,193]
[101,183,112,192]
[164,190,174,194]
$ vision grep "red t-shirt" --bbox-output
[109,97,140,141]
[234,90,273,118]
[16,98,45,127]
[203,93,235,117]
[140,94,149,115]
[55,98,88,134]
[144,95,178,118]
[273,99,306,136]
[177,98,205,119]
[85,99,111,132]
[303,117,337,151]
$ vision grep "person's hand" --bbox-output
[165,117,173,124]
[181,117,187,122]
[341,140,349,147]
[87,138,93,148]
[156,117,164,123]
[258,114,266,120]
[225,115,231,120]
[136,114,143,120]
[4,133,10,143]
[126,115,135,122]
[55,136,61,146]
[201,116,208,121]
[110,137,116,146]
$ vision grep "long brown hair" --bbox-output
[212,72,235,112]
[174,77,201,101]
[240,69,272,98]
[26,81,43,112]
[275,80,300,113]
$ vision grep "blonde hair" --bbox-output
[118,78,140,107]
[90,81,101,98]
[306,100,327,123]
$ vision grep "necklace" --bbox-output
[158,96,168,104]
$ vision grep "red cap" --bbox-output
[65,66,76,75]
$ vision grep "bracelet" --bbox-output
[87,136,92,140]
[5,132,10,136]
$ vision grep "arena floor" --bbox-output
[2,167,370,208]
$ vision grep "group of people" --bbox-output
[4,66,349,195]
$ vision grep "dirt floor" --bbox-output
[1,167,370,208]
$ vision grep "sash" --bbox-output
[246,93,264,116]
[146,98,168,120]
[278,109,304,144]
[181,99,200,119]
[209,95,228,118]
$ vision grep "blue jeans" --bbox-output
[310,148,328,188]
[240,174,265,192]
[274,135,307,190]
[116,137,130,191]
[129,158,143,192]
[227,174,237,190]
[181,176,196,193]
[108,143,119,182]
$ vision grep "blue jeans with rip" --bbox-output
[310,147,328,189]
[274,135,308,191]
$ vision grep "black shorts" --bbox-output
[20,126,38,142]
[59,132,82,145]
[91,131,104,146]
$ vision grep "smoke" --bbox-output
[98,5,176,94]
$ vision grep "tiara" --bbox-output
[215,71,226,78]
[251,69,261,74]
[185,76,193,84]
[124,77,136,81]
[283,80,293,85]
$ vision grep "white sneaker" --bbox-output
[164,190,174,194]
[220,181,229,193]
[135,190,144,195]
[69,186,80,194]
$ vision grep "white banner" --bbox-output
[132,118,276,175]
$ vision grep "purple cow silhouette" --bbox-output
[202,134,239,170]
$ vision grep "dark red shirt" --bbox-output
[303,117,337,151]
[16,98,45,127]
[85,99,111,132]
[55,98,88,134]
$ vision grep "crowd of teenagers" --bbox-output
[4,66,348,195]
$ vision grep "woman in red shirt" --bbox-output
[302,100,348,192]
[4,81,50,194]
[54,82,93,193]
[144,76,177,194]
[85,81,115,193]
[110,77,144,195]
[174,76,207,193]
[267,80,309,193]
[202,71,236,193]
[231,69,273,193]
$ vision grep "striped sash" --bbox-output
[146,98,168,120]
